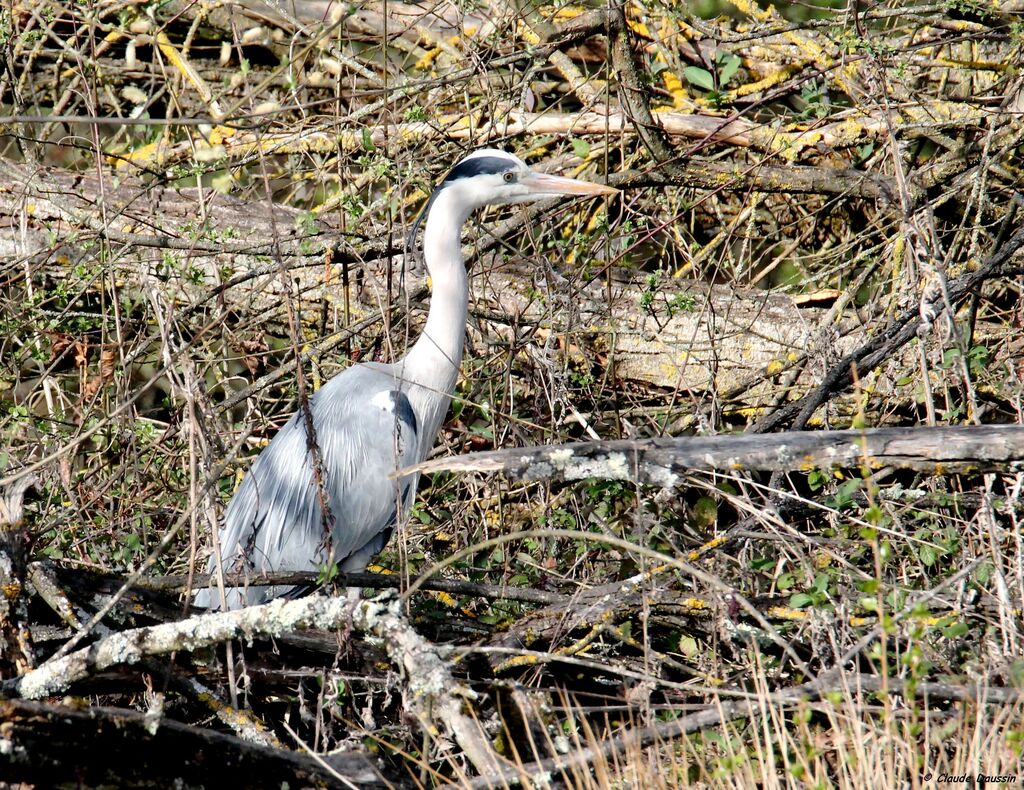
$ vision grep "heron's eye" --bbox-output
[502,171,516,183]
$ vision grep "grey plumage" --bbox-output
[196,366,419,608]
[196,149,617,609]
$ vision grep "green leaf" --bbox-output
[718,53,741,85]
[316,562,339,584]
[857,578,880,594]
[790,592,814,608]
[909,603,933,619]
[404,104,426,122]
[691,496,718,528]
[678,634,699,657]
[571,138,591,159]
[361,127,375,152]
[1009,660,1024,690]
[683,66,715,91]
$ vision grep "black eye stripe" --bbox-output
[442,156,516,184]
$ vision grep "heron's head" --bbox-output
[435,148,618,210]
[408,149,617,252]
[432,149,614,213]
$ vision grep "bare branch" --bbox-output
[402,426,1024,484]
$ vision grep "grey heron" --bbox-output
[195,149,617,609]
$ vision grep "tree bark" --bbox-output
[404,425,1024,484]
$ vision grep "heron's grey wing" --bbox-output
[196,366,419,608]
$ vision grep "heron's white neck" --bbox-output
[402,188,471,448]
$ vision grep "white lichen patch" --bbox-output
[645,464,680,489]
[547,448,575,467]
[109,635,143,665]
[606,452,629,477]
[0,735,27,758]
[526,461,553,480]
[557,452,633,481]
[14,594,367,700]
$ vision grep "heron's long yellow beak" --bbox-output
[521,171,619,197]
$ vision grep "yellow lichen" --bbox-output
[767,606,808,621]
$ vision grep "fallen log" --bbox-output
[0,156,867,404]
[0,697,392,788]
[2,592,511,783]
[402,425,1024,485]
